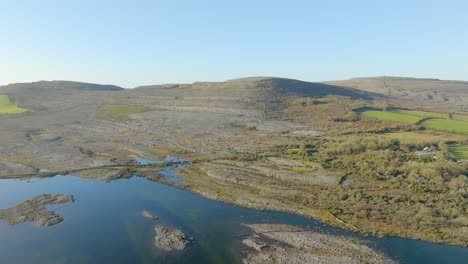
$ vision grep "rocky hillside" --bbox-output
[0,81,123,93]
[132,77,377,100]
[325,76,468,111]
[0,81,124,112]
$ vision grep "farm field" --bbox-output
[356,108,421,123]
[390,108,448,118]
[0,95,28,114]
[391,108,468,122]
[419,119,468,134]
[448,144,468,160]
[357,107,468,134]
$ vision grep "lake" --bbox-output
[0,174,466,263]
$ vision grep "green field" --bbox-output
[420,119,468,134]
[390,108,448,119]
[357,107,468,134]
[391,108,468,122]
[448,144,468,160]
[0,95,28,114]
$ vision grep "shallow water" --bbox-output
[0,175,466,264]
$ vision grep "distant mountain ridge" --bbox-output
[132,76,378,100]
[325,76,468,94]
[0,80,123,92]
[0,76,466,119]
[1,77,467,106]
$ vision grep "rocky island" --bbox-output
[0,194,74,227]
[154,225,191,251]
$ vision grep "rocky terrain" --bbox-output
[0,77,368,177]
[0,76,466,247]
[241,224,397,264]
[1,76,463,177]
[326,76,468,112]
[0,194,74,226]
[154,225,191,251]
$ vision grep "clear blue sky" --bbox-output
[1,0,467,87]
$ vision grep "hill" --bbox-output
[0,81,124,113]
[325,76,468,111]
[0,80,123,93]
[132,77,378,100]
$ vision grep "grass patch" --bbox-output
[448,145,468,160]
[0,95,29,114]
[356,107,468,134]
[390,108,448,119]
[392,108,468,122]
[420,119,468,134]
[97,104,151,120]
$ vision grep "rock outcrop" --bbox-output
[242,224,397,264]
[0,194,74,227]
[154,225,190,251]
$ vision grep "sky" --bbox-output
[1,0,467,88]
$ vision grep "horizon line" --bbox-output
[1,75,464,89]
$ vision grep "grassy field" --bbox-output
[357,107,468,134]
[97,104,151,120]
[392,108,468,122]
[420,119,468,134]
[0,95,28,114]
[390,108,448,118]
[448,144,468,160]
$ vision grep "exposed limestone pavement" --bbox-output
[154,225,191,251]
[0,194,74,227]
[242,224,397,264]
